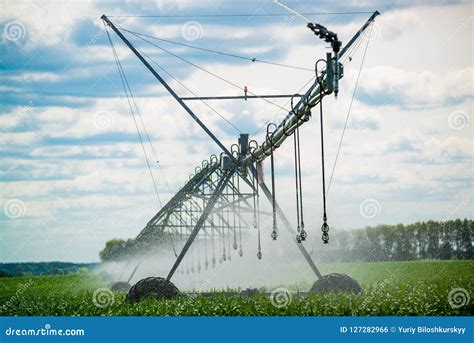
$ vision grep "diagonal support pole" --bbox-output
[166,168,236,281]
[101,14,234,160]
[258,179,323,279]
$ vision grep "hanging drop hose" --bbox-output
[267,123,278,240]
[251,157,258,230]
[297,126,307,241]
[237,175,243,257]
[220,216,224,264]
[204,228,208,270]
[255,173,262,260]
[270,148,277,240]
[226,195,231,261]
[256,163,262,259]
[256,175,262,259]
[230,146,238,251]
[249,140,263,260]
[313,58,330,244]
[293,126,302,243]
[211,218,216,268]
[222,221,226,262]
[232,178,237,250]
[290,94,308,243]
[197,234,201,273]
[319,87,330,244]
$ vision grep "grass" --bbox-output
[0,260,472,316]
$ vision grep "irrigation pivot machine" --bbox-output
[100,9,380,300]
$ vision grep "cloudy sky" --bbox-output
[1,0,472,263]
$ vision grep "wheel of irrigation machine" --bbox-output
[126,277,180,302]
[309,273,362,294]
[109,281,132,292]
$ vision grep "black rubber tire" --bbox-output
[310,273,362,294]
[127,277,179,302]
[109,281,131,292]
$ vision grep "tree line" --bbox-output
[99,219,473,262]
[313,219,473,263]
[0,262,97,277]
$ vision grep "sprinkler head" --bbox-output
[271,230,278,240]
[296,234,302,243]
[300,230,307,241]
[239,248,243,257]
[233,242,238,250]
[257,251,262,260]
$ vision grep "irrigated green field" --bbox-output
[0,260,472,316]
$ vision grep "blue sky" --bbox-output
[0,0,472,262]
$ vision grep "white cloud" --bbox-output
[357,66,473,107]
[1,1,95,47]
[1,1,473,262]
[5,72,62,83]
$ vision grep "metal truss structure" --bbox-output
[101,10,380,290]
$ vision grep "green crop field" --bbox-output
[0,260,472,316]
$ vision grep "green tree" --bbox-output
[99,239,127,261]
[0,269,12,277]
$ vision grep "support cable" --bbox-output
[133,44,242,134]
[105,26,163,209]
[121,29,290,113]
[115,24,313,72]
[308,26,371,255]
[326,23,373,196]
[251,25,366,137]
[104,25,186,258]
[109,12,374,18]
